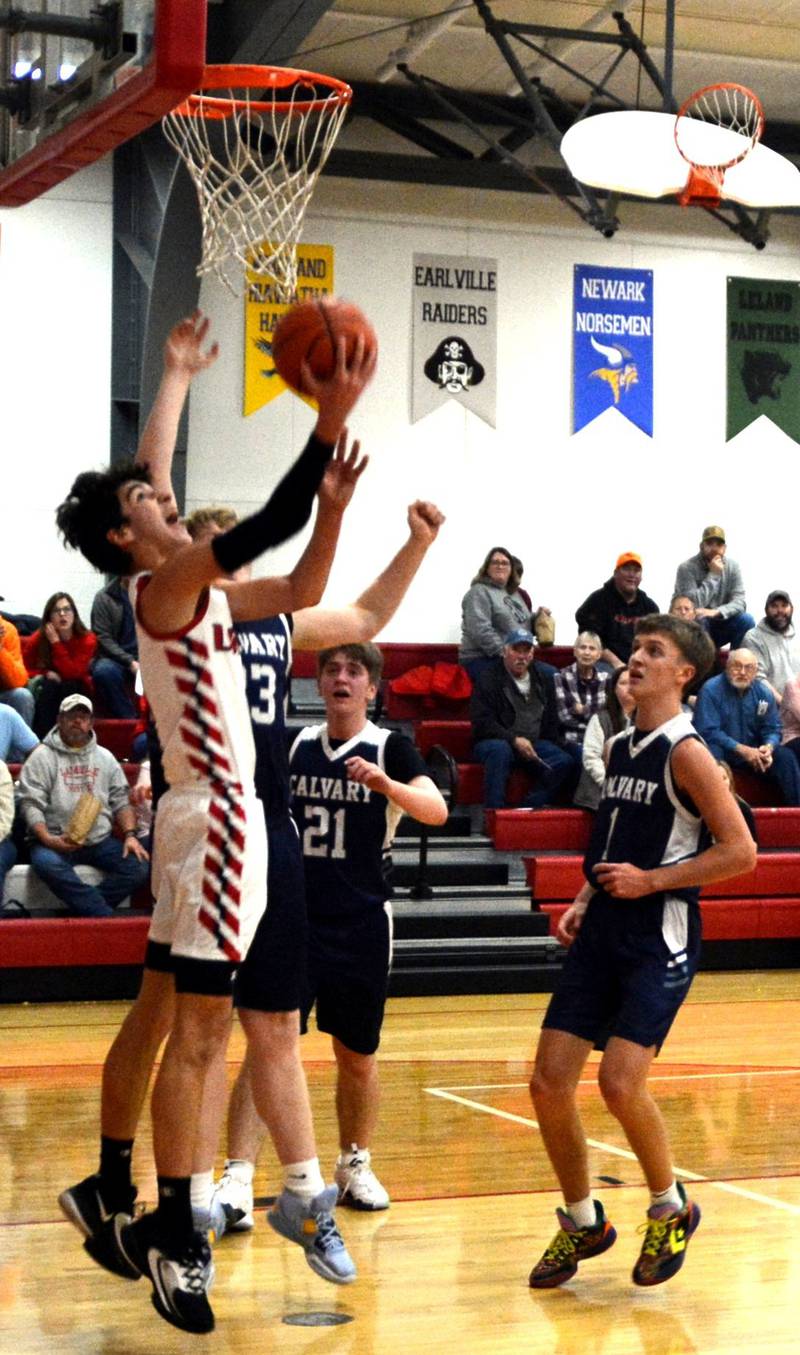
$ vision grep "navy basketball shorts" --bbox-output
[301,902,393,1056]
[233,812,308,1013]
[542,891,702,1053]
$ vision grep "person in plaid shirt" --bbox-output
[553,633,610,773]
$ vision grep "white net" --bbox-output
[675,84,763,170]
[163,70,350,298]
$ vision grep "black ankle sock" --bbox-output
[99,1136,135,1207]
[155,1176,194,1244]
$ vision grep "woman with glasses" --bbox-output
[22,592,97,737]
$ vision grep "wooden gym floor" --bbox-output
[1,971,798,1352]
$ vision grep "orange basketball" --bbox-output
[271,299,377,393]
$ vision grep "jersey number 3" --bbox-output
[302,805,346,859]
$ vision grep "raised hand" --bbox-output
[318,429,369,514]
[407,500,445,545]
[164,310,219,378]
[305,333,378,444]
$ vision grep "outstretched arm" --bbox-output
[135,312,219,507]
[224,432,368,621]
[292,500,445,650]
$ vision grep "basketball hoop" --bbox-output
[162,65,352,298]
[674,83,764,208]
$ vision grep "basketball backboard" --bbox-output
[0,0,206,206]
[560,110,800,209]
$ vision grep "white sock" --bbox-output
[190,1170,214,1212]
[283,1157,326,1200]
[223,1158,254,1186]
[650,1181,682,1212]
[565,1195,597,1229]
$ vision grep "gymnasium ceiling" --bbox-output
[207,1,800,242]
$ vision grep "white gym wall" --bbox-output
[3,162,799,643]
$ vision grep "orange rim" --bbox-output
[169,64,352,119]
[674,82,764,171]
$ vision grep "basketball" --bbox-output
[271,299,378,393]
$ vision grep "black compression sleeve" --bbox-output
[211,432,334,575]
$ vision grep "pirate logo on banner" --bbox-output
[412,253,497,426]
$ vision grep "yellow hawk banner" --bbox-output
[243,244,335,417]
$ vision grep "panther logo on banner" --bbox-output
[573,264,653,437]
[727,277,800,443]
[412,253,497,426]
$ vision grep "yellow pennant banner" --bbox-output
[243,244,335,417]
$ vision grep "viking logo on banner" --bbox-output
[573,264,653,437]
[727,276,800,443]
[243,244,334,417]
[412,253,497,427]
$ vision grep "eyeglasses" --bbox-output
[52,605,73,615]
[727,662,756,673]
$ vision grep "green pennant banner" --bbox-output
[727,276,800,442]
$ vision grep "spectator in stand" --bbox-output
[470,628,574,809]
[573,665,635,811]
[22,592,97,738]
[0,705,38,763]
[779,672,800,770]
[90,577,139,718]
[510,556,532,611]
[18,693,149,917]
[0,607,34,727]
[575,553,658,668]
[673,526,755,652]
[742,590,800,706]
[553,633,609,771]
[460,546,551,682]
[693,649,800,806]
[670,595,697,622]
[0,758,17,903]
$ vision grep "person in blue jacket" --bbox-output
[693,648,800,804]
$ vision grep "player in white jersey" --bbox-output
[55,311,375,1334]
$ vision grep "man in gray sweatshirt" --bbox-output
[673,525,755,651]
[18,693,149,916]
[743,590,800,705]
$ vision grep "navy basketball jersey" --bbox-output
[289,720,427,920]
[234,613,293,816]
[584,712,708,907]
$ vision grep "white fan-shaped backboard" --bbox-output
[560,110,800,208]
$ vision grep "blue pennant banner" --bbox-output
[572,264,653,437]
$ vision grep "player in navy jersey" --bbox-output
[202,642,447,1214]
[528,614,756,1291]
[183,502,444,1234]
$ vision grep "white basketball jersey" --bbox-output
[131,574,256,790]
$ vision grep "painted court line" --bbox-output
[425,1086,800,1217]
[430,1068,800,1092]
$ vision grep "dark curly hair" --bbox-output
[56,459,151,575]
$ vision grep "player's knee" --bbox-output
[239,1006,300,1057]
[172,999,232,1067]
[334,1039,374,1082]
[530,1063,570,1108]
[597,1066,634,1116]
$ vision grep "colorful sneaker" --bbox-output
[58,1173,136,1242]
[632,1184,701,1287]
[335,1148,390,1211]
[88,1211,215,1333]
[529,1202,617,1289]
[211,1169,255,1233]
[267,1186,357,1285]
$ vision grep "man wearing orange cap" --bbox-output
[574,553,659,669]
[673,526,755,652]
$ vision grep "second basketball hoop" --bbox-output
[162,64,352,299]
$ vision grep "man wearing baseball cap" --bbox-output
[471,629,575,809]
[574,553,659,668]
[742,590,800,705]
[17,692,149,917]
[673,527,755,652]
